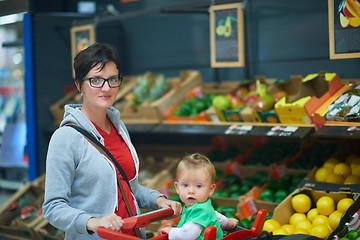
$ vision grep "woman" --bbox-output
[42,42,181,240]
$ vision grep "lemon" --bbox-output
[295,219,312,232]
[315,167,333,182]
[293,228,309,234]
[273,228,289,235]
[290,213,307,226]
[323,158,339,169]
[328,210,342,230]
[334,163,352,178]
[326,173,344,184]
[337,198,354,213]
[317,196,335,216]
[281,224,295,234]
[292,194,311,213]
[307,208,319,222]
[344,175,360,184]
[310,224,331,238]
[352,165,360,176]
[350,159,360,168]
[312,215,329,226]
[263,219,281,233]
[346,154,360,164]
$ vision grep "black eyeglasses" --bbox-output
[82,75,123,88]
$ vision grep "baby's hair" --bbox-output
[176,153,216,183]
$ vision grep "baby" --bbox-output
[160,153,238,240]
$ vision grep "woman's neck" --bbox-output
[81,106,110,134]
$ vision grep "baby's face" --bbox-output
[174,168,215,208]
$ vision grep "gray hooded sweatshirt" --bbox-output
[42,104,164,239]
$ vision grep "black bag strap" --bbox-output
[65,123,131,187]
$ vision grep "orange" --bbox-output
[326,173,344,184]
[292,194,311,213]
[315,167,333,182]
[290,213,307,226]
[307,208,319,222]
[328,210,342,230]
[344,175,360,184]
[316,196,335,216]
[295,220,312,232]
[310,224,331,239]
[263,219,281,233]
[312,215,329,226]
[334,163,351,178]
[281,224,295,234]
[337,198,354,213]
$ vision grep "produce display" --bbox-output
[325,83,360,122]
[114,72,171,111]
[212,80,286,123]
[265,193,357,239]
[314,154,360,185]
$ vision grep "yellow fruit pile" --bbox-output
[263,193,355,239]
[314,155,360,184]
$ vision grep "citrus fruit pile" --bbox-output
[314,154,360,184]
[263,193,355,239]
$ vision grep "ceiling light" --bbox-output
[0,12,26,25]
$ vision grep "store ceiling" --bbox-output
[0,0,28,17]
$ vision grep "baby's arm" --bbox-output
[160,222,203,240]
[215,211,239,230]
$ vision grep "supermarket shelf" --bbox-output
[313,125,360,138]
[124,120,316,139]
[123,119,360,139]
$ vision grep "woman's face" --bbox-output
[79,61,119,111]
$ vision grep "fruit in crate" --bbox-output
[118,73,171,111]
[227,94,245,109]
[212,95,232,110]
[172,95,212,117]
[252,80,275,112]
[265,193,356,238]
[314,155,360,184]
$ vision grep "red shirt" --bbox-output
[94,121,137,236]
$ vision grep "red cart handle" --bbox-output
[97,208,174,240]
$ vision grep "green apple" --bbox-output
[212,95,231,110]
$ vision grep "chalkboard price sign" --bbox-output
[210,3,245,67]
[328,0,360,59]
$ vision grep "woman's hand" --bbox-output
[156,197,182,217]
[86,213,124,233]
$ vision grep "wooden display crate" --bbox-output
[116,70,203,123]
[0,182,44,240]
[165,80,240,122]
[50,89,80,125]
[33,219,65,240]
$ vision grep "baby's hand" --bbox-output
[160,226,173,234]
[225,218,239,230]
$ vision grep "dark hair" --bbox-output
[73,42,121,83]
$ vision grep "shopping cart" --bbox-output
[97,208,268,240]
